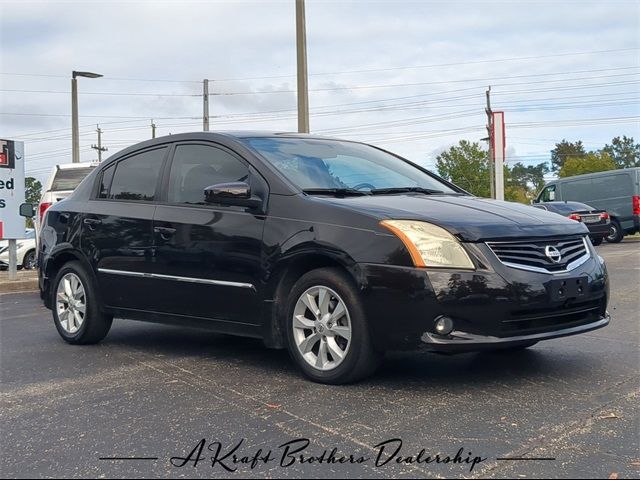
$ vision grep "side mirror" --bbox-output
[204,182,262,209]
[19,203,36,218]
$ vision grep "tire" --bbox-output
[22,250,36,270]
[590,236,603,246]
[52,261,112,345]
[285,267,383,384]
[605,219,624,243]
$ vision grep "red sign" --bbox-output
[0,151,7,166]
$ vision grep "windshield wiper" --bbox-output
[370,187,444,195]
[302,188,371,197]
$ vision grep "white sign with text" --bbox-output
[0,139,26,239]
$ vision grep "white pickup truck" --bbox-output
[34,162,98,238]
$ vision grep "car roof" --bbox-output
[98,131,358,167]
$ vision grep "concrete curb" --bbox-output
[0,279,39,293]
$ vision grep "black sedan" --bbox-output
[35,132,610,384]
[533,201,611,245]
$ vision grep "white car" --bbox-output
[0,229,37,270]
[34,162,98,237]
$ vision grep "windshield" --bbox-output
[244,137,458,194]
[50,167,95,191]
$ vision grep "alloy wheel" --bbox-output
[292,286,352,371]
[56,273,86,334]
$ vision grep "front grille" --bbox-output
[487,236,589,273]
[500,298,605,336]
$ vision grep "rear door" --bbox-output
[81,146,169,311]
[150,142,266,326]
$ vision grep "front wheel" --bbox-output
[285,267,383,384]
[605,219,624,243]
[590,236,603,246]
[52,261,112,344]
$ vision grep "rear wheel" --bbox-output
[22,250,36,270]
[285,267,382,384]
[605,219,624,243]
[590,236,603,246]
[52,261,112,344]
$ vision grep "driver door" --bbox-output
[150,143,266,325]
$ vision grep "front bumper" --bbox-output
[358,240,609,352]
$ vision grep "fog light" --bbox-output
[434,316,454,335]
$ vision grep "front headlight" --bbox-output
[380,220,474,269]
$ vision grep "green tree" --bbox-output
[601,136,640,169]
[435,140,490,197]
[25,177,42,204]
[550,139,586,172]
[559,151,616,178]
[505,162,549,203]
[24,177,42,228]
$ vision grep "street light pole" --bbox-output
[71,76,79,163]
[71,70,103,163]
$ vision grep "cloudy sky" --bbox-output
[1,0,639,184]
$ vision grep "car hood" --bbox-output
[319,194,589,241]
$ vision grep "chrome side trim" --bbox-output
[488,237,591,275]
[97,268,255,289]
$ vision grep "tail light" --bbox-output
[599,212,610,220]
[568,214,582,222]
[39,202,52,223]
[633,195,640,215]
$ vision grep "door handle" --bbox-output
[83,217,102,229]
[154,226,176,239]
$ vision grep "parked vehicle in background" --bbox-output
[534,167,640,243]
[533,201,610,246]
[0,229,37,270]
[34,162,98,237]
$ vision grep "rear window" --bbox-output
[550,202,593,214]
[50,167,95,191]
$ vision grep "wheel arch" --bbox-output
[262,245,362,349]
[42,247,98,309]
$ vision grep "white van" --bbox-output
[535,167,640,243]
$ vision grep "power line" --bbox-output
[2,68,638,97]
[0,89,199,97]
[212,47,640,81]
[3,47,638,83]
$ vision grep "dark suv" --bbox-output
[38,132,610,384]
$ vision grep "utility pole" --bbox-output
[91,124,108,162]
[485,86,495,199]
[295,0,310,133]
[151,119,156,139]
[203,79,210,131]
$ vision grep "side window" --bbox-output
[98,164,115,199]
[540,184,556,202]
[167,145,249,204]
[107,147,166,201]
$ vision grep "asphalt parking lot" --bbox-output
[1,241,638,478]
